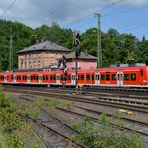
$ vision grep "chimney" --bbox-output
[36,39,39,44]
[41,38,45,43]
[84,50,88,56]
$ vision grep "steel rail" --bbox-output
[4,88,148,114]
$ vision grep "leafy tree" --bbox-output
[0,19,147,71]
[138,40,148,64]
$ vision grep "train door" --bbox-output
[27,74,31,83]
[13,74,16,83]
[71,73,76,85]
[4,75,7,83]
[56,73,60,85]
[117,72,123,86]
[95,73,100,86]
[39,74,42,84]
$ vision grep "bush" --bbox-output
[7,134,23,148]
[72,114,144,148]
[0,86,10,108]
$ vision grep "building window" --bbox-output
[29,61,31,69]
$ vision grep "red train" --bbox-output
[0,66,148,87]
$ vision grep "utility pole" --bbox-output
[95,13,102,68]
[9,27,13,71]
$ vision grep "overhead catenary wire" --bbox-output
[103,0,135,17]
[0,0,17,19]
[40,1,67,22]
[108,3,148,17]
[120,21,148,33]
[63,0,124,28]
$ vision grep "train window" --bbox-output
[95,74,100,80]
[131,74,136,81]
[101,74,105,80]
[78,75,84,80]
[46,76,48,80]
[43,76,48,80]
[118,74,123,81]
[78,75,80,80]
[112,74,116,80]
[54,76,56,80]
[39,76,42,80]
[43,76,45,80]
[22,76,24,80]
[57,75,60,80]
[140,70,143,76]
[124,74,129,80]
[72,75,75,80]
[0,76,3,80]
[68,75,71,80]
[106,74,110,81]
[92,75,94,81]
[61,75,63,80]
[36,76,39,80]
[82,75,84,80]
[86,75,91,80]
[50,76,53,80]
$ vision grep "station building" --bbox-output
[17,40,71,70]
[62,51,97,70]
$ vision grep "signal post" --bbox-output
[74,31,81,88]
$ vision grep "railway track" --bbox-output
[17,97,85,148]
[20,113,85,148]
[16,94,148,137]
[10,93,148,146]
[4,87,148,114]
[55,107,148,145]
[4,85,148,100]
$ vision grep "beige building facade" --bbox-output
[18,41,71,70]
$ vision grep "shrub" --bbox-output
[72,114,144,148]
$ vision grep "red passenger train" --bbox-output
[0,66,148,87]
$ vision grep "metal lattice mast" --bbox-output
[95,13,102,68]
[9,26,13,71]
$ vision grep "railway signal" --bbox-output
[74,32,80,47]
[74,31,81,88]
[74,31,81,59]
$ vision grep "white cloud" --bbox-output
[0,0,147,28]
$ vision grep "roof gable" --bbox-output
[64,51,97,60]
[18,40,71,53]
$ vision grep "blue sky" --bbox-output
[62,1,148,40]
[0,0,148,39]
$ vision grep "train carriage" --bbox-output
[0,66,148,88]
